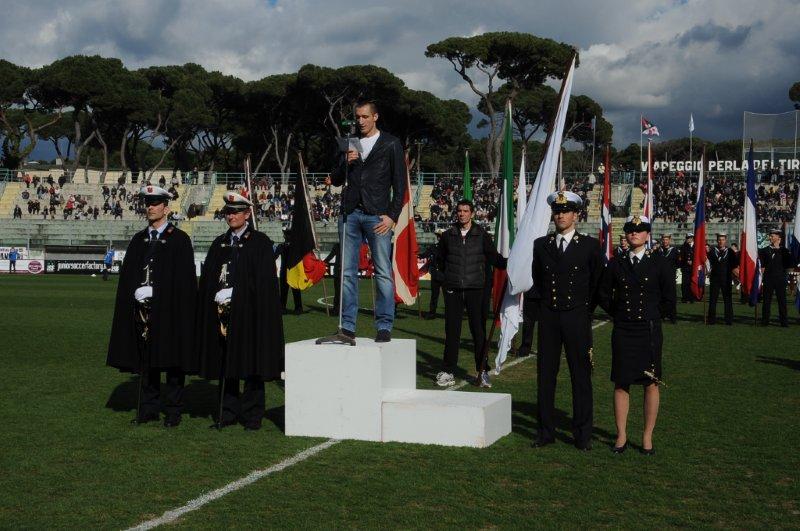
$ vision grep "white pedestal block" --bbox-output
[381,389,512,448]
[284,338,512,447]
[284,338,416,441]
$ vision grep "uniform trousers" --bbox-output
[708,279,733,324]
[536,305,593,446]
[428,277,442,314]
[221,376,265,427]
[761,279,788,326]
[680,268,693,302]
[517,297,539,356]
[442,288,486,373]
[140,368,184,419]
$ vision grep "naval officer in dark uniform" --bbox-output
[654,233,678,322]
[613,235,629,260]
[598,215,675,455]
[678,233,695,303]
[759,229,794,327]
[531,191,602,451]
[107,185,197,427]
[707,233,738,325]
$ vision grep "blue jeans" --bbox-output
[338,209,394,333]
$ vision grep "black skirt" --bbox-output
[611,320,663,386]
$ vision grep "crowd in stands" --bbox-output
[650,170,798,227]
[12,173,184,222]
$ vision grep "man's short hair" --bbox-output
[456,199,474,212]
[355,99,379,115]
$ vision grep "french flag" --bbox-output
[599,145,613,262]
[690,153,707,301]
[739,141,761,306]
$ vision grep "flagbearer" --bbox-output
[196,192,284,430]
[531,191,602,451]
[106,185,197,427]
[707,233,738,325]
[598,215,675,455]
[678,233,695,303]
[655,234,678,322]
[759,229,793,327]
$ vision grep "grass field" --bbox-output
[1,275,798,529]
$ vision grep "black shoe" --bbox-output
[640,447,656,456]
[131,412,159,425]
[611,442,628,454]
[293,308,303,315]
[531,438,555,448]
[163,416,181,428]
[707,319,716,325]
[422,312,436,320]
[575,442,592,451]
[375,329,391,343]
[670,318,677,324]
[516,350,530,358]
[244,423,262,431]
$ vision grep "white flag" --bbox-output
[495,151,528,372]
[689,113,695,133]
[506,56,577,295]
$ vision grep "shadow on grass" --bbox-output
[756,355,800,372]
[105,378,219,419]
[513,400,617,447]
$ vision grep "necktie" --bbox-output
[232,235,240,246]
[632,256,640,266]
[558,238,565,255]
[150,229,158,242]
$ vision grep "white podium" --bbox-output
[285,338,511,448]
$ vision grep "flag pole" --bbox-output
[321,275,331,317]
[640,114,644,178]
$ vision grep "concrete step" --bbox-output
[382,389,511,448]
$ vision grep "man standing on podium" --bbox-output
[532,191,602,451]
[326,100,406,342]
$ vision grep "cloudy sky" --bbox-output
[2,0,798,148]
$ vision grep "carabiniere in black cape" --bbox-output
[107,223,197,373]
[197,225,284,381]
[598,249,676,386]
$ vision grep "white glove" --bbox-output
[215,287,233,305]
[134,286,153,302]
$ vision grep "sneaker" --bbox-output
[479,371,492,388]
[436,371,455,387]
[375,329,391,343]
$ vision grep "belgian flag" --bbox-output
[286,163,326,290]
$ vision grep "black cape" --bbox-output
[107,223,197,373]
[197,225,284,381]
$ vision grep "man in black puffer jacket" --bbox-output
[435,199,506,388]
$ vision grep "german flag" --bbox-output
[286,160,326,290]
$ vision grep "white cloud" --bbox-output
[1,0,797,147]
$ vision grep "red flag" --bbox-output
[599,146,613,262]
[392,156,419,304]
[690,153,707,300]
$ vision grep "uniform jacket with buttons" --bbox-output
[598,250,676,322]
[532,232,603,311]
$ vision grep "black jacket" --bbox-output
[707,246,738,283]
[655,245,679,271]
[437,223,505,290]
[598,250,676,322]
[197,225,285,381]
[330,131,406,222]
[678,242,694,271]
[533,232,603,312]
[759,246,793,284]
[107,223,197,373]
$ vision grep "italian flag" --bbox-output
[491,101,515,322]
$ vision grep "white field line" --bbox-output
[128,319,610,529]
[126,439,340,530]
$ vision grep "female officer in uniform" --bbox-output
[598,215,675,455]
